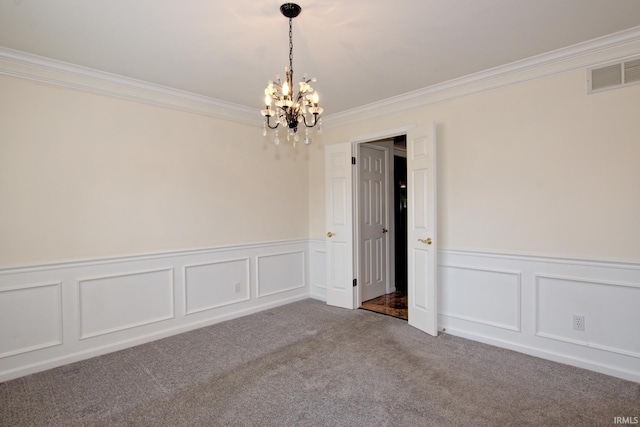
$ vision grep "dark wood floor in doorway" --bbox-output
[361,291,408,320]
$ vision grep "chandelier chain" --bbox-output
[288,18,294,74]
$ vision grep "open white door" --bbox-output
[358,144,389,302]
[407,123,438,336]
[325,142,355,309]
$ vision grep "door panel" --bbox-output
[407,123,437,336]
[412,248,429,310]
[359,144,388,302]
[325,142,354,309]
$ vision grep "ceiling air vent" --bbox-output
[588,56,640,93]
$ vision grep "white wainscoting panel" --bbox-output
[256,251,305,298]
[2,243,639,384]
[79,268,175,339]
[0,282,62,358]
[184,258,250,314]
[244,244,640,382]
[438,249,640,383]
[0,239,310,382]
[535,274,640,358]
[439,265,521,331]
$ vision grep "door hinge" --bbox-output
[351,156,356,165]
[353,278,357,287]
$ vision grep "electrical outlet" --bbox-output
[573,315,585,331]
[234,282,241,294]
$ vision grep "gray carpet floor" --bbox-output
[1,299,638,426]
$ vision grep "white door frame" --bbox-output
[351,126,415,307]
[326,123,438,336]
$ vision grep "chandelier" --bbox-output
[261,3,323,146]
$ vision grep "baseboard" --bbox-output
[309,292,327,302]
[0,240,311,382]
[438,249,640,383]
[440,326,640,384]
[2,242,638,384]
[308,244,640,383]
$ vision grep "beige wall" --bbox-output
[3,66,639,267]
[310,69,640,262]
[0,75,309,266]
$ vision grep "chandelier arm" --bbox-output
[301,113,319,128]
[266,116,280,129]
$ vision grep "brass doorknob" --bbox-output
[418,237,433,245]
[382,228,388,233]
[327,232,335,238]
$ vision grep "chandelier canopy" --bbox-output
[261,3,323,145]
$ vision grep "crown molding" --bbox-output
[0,47,263,126]
[2,26,640,129]
[324,26,640,128]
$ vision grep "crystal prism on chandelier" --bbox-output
[261,3,323,146]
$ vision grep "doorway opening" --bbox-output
[324,122,437,335]
[358,135,408,320]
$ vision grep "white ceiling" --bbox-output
[1,1,640,115]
